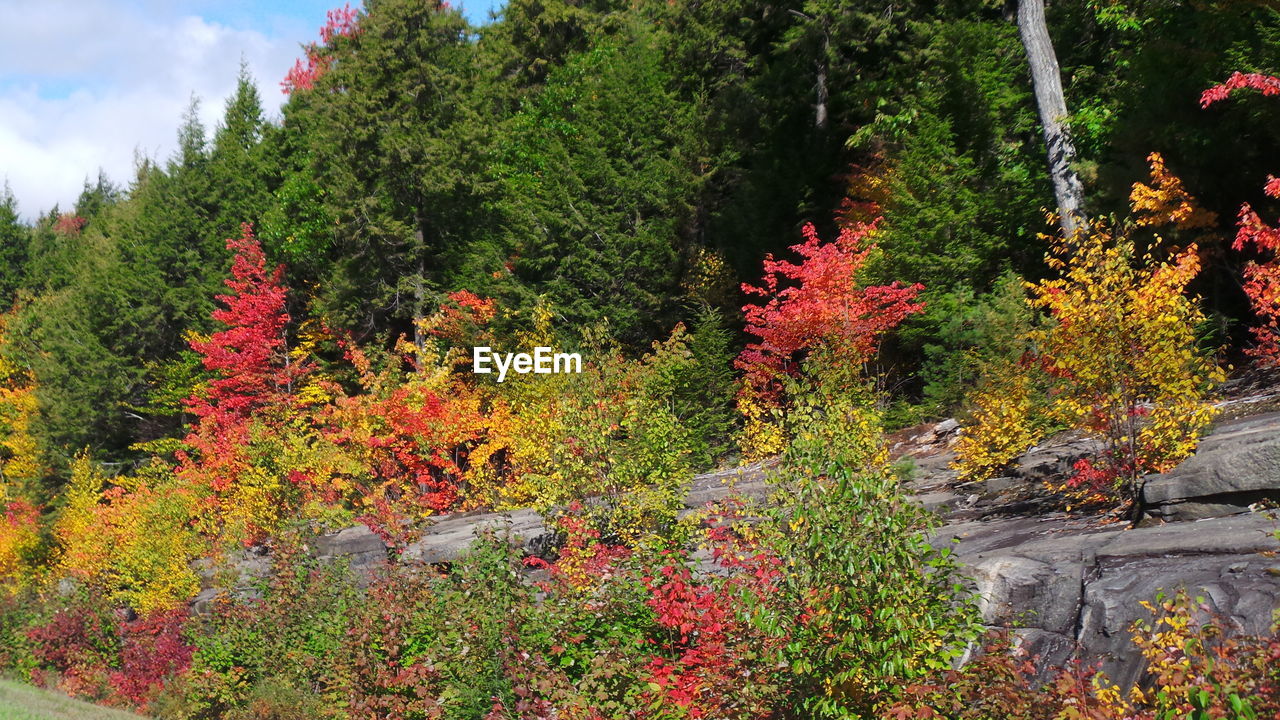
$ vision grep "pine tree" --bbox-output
[0,185,27,308]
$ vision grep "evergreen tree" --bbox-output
[491,20,707,344]
[287,0,491,347]
[0,185,27,308]
[209,66,274,241]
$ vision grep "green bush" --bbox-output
[763,353,981,716]
[181,538,359,719]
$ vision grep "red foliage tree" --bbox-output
[281,4,361,94]
[186,223,302,426]
[177,222,308,530]
[736,219,924,400]
[1203,72,1280,364]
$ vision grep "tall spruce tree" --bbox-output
[287,0,489,347]
[0,185,26,308]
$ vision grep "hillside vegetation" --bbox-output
[0,0,1279,718]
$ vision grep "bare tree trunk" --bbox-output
[412,216,428,367]
[1016,0,1086,236]
[785,9,829,131]
[815,31,829,130]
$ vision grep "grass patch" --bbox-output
[0,679,146,720]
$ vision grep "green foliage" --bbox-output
[870,18,1047,294]
[512,322,702,544]
[287,0,491,341]
[678,306,738,468]
[490,19,706,345]
[762,353,980,715]
[11,80,277,462]
[0,185,28,309]
[911,272,1039,416]
[182,538,359,718]
[5,1,1280,716]
[222,677,340,720]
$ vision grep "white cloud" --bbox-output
[0,1,317,218]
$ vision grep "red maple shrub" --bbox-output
[635,500,788,718]
[24,596,118,700]
[737,219,924,401]
[109,607,194,709]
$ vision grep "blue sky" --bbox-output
[0,1,502,218]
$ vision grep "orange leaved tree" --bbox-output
[955,153,1223,516]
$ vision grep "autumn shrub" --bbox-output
[472,316,702,545]
[0,498,42,593]
[110,606,194,710]
[318,366,486,547]
[955,198,1222,513]
[882,632,1067,719]
[0,589,192,713]
[949,157,1219,480]
[1122,592,1280,718]
[341,532,528,720]
[735,219,924,459]
[882,592,1280,720]
[952,363,1047,482]
[1031,221,1220,510]
[514,500,786,719]
[759,353,980,716]
[23,590,120,701]
[181,538,358,719]
[54,455,204,616]
[635,527,788,718]
[515,511,658,718]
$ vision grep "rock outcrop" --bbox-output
[1142,411,1280,521]
[944,512,1280,687]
